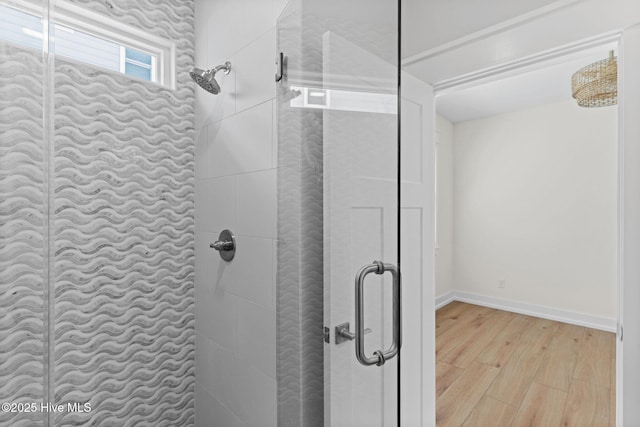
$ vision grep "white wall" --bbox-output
[193,0,289,426]
[452,100,618,319]
[435,114,454,298]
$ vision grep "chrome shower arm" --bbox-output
[212,61,232,75]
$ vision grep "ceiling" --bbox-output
[401,0,639,88]
[402,0,564,60]
[435,43,617,123]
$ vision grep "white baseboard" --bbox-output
[435,290,456,310]
[436,290,616,333]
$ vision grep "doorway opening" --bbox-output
[432,42,619,426]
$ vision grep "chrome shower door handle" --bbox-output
[354,260,401,367]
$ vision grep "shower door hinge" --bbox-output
[619,323,623,341]
[275,52,286,83]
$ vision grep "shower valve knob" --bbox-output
[209,229,236,262]
[210,241,233,251]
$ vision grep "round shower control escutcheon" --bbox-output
[209,229,236,262]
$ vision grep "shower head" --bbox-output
[190,61,232,95]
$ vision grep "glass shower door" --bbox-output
[276,1,400,426]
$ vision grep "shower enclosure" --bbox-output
[2,0,408,425]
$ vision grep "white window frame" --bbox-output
[17,0,176,89]
[119,46,157,82]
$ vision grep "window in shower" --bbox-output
[122,47,155,82]
[0,1,174,88]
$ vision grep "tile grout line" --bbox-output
[43,1,57,425]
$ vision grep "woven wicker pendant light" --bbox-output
[571,50,618,108]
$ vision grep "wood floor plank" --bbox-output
[609,394,615,427]
[486,344,546,407]
[436,361,499,427]
[511,382,567,427]
[436,362,465,398]
[485,317,556,406]
[515,317,559,349]
[560,379,609,427]
[440,310,514,368]
[475,314,533,369]
[436,301,467,321]
[610,330,616,360]
[436,307,497,359]
[574,328,613,387]
[436,305,616,427]
[534,323,584,391]
[436,303,494,340]
[436,301,469,332]
[610,330,616,426]
[610,352,616,427]
[461,395,516,427]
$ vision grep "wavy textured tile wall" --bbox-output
[52,0,195,426]
[2,1,195,425]
[0,45,46,427]
[53,59,195,426]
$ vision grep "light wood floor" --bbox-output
[436,302,616,427]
